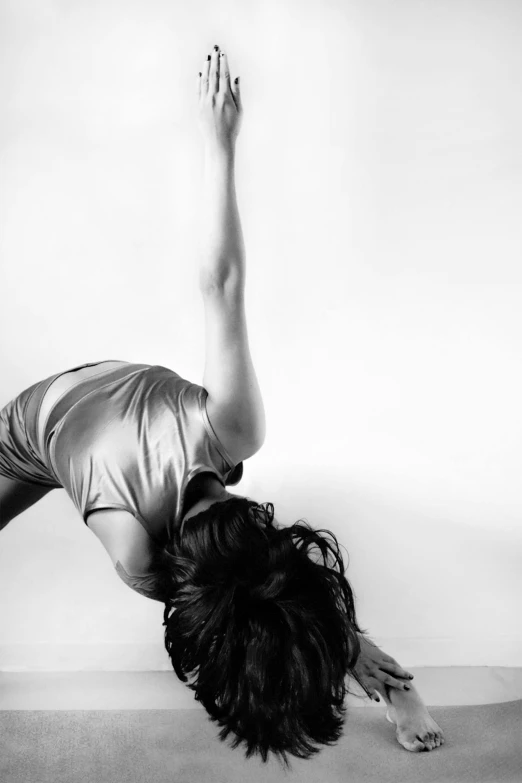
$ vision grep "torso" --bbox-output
[37,361,128,453]
[38,361,247,554]
[38,360,248,468]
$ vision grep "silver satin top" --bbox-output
[44,364,243,544]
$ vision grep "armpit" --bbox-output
[115,560,168,603]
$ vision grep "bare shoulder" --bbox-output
[86,509,159,576]
[205,394,265,466]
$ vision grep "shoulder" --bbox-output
[205,394,264,466]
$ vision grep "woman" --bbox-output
[0,45,444,768]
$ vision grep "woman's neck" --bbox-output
[180,473,230,530]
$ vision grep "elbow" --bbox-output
[199,265,245,296]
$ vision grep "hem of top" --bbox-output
[47,365,149,481]
[39,360,131,455]
[40,359,132,450]
[198,388,236,471]
[0,468,60,488]
[33,361,128,438]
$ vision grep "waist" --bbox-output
[36,361,130,456]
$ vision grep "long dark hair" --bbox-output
[159,496,367,771]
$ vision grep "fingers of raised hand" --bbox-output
[198,47,240,112]
[218,51,231,94]
[199,48,234,91]
[209,46,220,94]
[198,53,211,98]
[197,48,216,98]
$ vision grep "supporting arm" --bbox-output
[114,561,169,603]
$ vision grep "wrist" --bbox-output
[204,140,236,163]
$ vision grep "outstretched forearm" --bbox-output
[198,145,246,291]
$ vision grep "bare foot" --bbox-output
[385,683,446,752]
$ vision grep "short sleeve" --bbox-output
[198,387,236,470]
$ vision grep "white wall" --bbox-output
[0,0,521,671]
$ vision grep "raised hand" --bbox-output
[197,45,243,153]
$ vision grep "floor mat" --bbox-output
[1,700,520,783]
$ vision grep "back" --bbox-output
[43,363,243,544]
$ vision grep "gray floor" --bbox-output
[1,666,521,709]
[2,700,521,783]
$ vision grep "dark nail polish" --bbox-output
[214,45,219,51]
[207,55,210,61]
[405,685,410,691]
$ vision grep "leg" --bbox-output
[0,474,53,531]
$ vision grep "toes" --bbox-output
[394,720,445,752]
[402,736,425,752]
[397,730,428,752]
[425,732,444,750]
[410,736,427,752]
[419,734,433,751]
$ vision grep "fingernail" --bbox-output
[374,695,380,702]
[207,55,210,61]
[404,685,410,691]
[214,45,219,51]
[409,675,414,679]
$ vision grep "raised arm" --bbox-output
[195,46,265,452]
[197,45,244,289]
